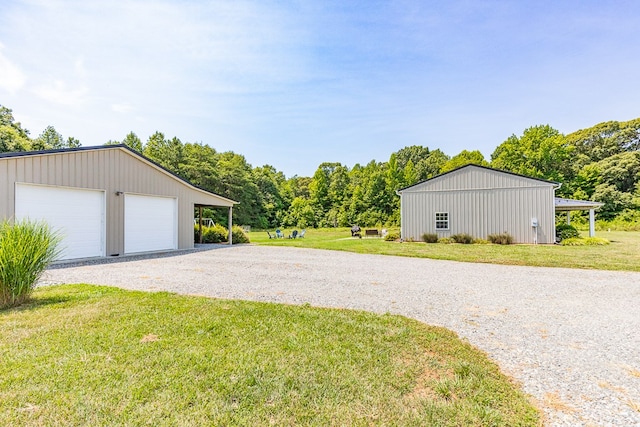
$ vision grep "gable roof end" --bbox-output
[396,164,560,194]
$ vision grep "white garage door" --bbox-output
[124,194,177,254]
[15,183,105,260]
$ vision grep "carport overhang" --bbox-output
[194,200,239,245]
[554,197,604,237]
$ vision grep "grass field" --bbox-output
[250,228,640,271]
[1,284,540,426]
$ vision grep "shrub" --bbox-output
[384,232,400,241]
[561,237,610,246]
[202,224,229,243]
[488,233,514,245]
[583,237,610,245]
[438,237,454,244]
[0,220,61,309]
[231,225,250,244]
[556,223,579,241]
[450,233,475,244]
[422,233,438,243]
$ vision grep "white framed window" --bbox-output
[435,212,449,230]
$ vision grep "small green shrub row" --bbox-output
[1,220,60,309]
[487,233,514,245]
[560,237,610,246]
[421,232,514,245]
[194,224,250,244]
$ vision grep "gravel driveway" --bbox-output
[41,245,640,426]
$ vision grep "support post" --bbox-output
[566,211,571,225]
[589,209,595,237]
[228,206,233,245]
[198,206,203,244]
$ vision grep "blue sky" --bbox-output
[1,0,638,177]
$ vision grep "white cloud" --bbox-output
[0,43,26,94]
[33,80,88,106]
[111,103,133,113]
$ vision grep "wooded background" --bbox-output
[2,105,639,228]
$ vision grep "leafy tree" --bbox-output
[33,126,64,150]
[32,126,80,150]
[66,137,81,148]
[122,132,143,152]
[308,163,336,225]
[286,197,316,228]
[395,145,431,169]
[213,152,262,227]
[567,118,640,165]
[595,151,640,194]
[144,132,183,172]
[591,184,635,220]
[441,150,489,172]
[286,176,312,199]
[491,125,573,182]
[0,126,31,152]
[403,159,418,187]
[394,145,448,181]
[253,165,289,228]
[180,143,219,191]
[417,149,449,180]
[0,105,31,152]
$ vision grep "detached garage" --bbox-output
[0,145,237,260]
[397,165,601,244]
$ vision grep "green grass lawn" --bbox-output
[250,228,640,271]
[1,284,540,426]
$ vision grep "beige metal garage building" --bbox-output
[398,164,601,244]
[0,144,237,260]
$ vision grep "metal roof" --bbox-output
[554,197,604,211]
[397,164,560,193]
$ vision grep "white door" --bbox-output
[124,194,177,254]
[15,183,105,260]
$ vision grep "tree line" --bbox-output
[2,104,639,227]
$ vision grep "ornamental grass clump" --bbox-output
[422,233,439,243]
[450,233,475,244]
[487,233,514,245]
[0,220,60,309]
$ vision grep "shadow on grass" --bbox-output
[0,295,72,314]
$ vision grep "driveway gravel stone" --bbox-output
[40,245,640,426]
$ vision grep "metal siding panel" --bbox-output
[402,183,558,244]
[1,148,229,255]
